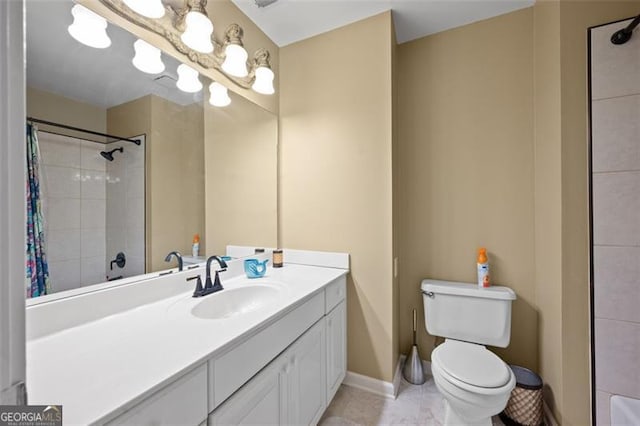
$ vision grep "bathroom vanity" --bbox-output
[26,250,348,425]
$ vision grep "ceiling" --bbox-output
[26,0,202,110]
[230,0,534,46]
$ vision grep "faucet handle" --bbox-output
[212,270,224,292]
[187,275,204,297]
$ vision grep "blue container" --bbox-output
[244,259,269,278]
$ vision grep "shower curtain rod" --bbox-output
[26,117,141,145]
[611,14,640,45]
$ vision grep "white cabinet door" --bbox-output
[209,357,288,426]
[326,301,346,403]
[107,365,208,426]
[287,319,326,425]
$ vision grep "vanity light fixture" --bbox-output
[179,1,214,53]
[123,0,165,19]
[251,49,275,95]
[97,0,277,95]
[132,39,165,74]
[221,24,249,77]
[176,64,203,93]
[209,82,231,107]
[67,4,111,49]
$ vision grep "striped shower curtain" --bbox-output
[26,124,50,297]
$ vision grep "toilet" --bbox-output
[421,279,517,426]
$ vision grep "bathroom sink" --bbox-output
[191,285,281,320]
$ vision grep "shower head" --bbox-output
[100,147,123,162]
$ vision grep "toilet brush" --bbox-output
[403,309,426,385]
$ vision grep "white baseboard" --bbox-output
[343,370,397,399]
[543,401,558,426]
[343,355,432,400]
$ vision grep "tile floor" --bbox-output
[320,375,507,426]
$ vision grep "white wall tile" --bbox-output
[591,20,640,100]
[594,246,640,323]
[125,255,145,277]
[81,199,106,230]
[126,198,145,230]
[126,226,145,259]
[81,228,106,259]
[592,95,640,173]
[47,259,81,293]
[80,140,107,172]
[38,132,80,168]
[595,318,640,398]
[126,167,145,199]
[81,256,107,287]
[106,227,126,257]
[80,170,106,200]
[596,391,612,426]
[45,197,80,231]
[126,141,145,169]
[46,229,80,262]
[592,171,640,246]
[41,165,80,199]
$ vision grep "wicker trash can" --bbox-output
[499,365,544,426]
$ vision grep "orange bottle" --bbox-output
[477,248,490,288]
[192,234,200,257]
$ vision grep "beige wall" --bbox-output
[27,87,106,140]
[556,3,640,425]
[533,1,564,421]
[397,8,537,371]
[204,92,278,255]
[79,0,279,114]
[279,12,396,382]
[107,95,205,272]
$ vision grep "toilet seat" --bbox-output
[432,340,513,395]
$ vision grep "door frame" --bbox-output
[0,0,27,405]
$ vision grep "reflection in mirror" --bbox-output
[25,0,277,298]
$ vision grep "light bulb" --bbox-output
[176,64,202,93]
[209,82,231,107]
[132,39,165,74]
[252,66,275,95]
[67,4,111,49]
[221,44,249,77]
[123,0,165,18]
[180,11,214,53]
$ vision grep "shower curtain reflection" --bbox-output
[26,124,51,298]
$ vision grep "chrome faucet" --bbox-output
[164,251,183,272]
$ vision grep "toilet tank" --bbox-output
[421,279,516,348]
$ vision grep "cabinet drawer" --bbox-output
[107,364,208,426]
[325,276,346,313]
[210,291,324,409]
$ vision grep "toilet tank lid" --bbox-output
[421,279,516,300]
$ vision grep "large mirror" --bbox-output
[25,0,277,298]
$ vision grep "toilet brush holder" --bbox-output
[403,309,426,385]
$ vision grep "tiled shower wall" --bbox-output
[105,136,145,281]
[40,132,107,292]
[39,131,145,294]
[591,19,640,425]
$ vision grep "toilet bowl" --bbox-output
[431,340,515,426]
[421,279,517,426]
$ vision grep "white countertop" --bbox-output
[26,263,347,425]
